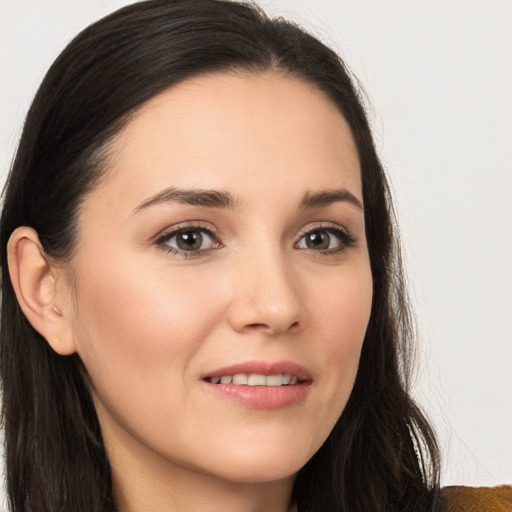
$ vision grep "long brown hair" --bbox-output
[1,1,441,510]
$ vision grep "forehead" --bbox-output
[91,71,362,214]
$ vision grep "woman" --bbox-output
[0,1,442,510]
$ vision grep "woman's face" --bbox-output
[63,72,372,487]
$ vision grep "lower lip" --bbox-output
[203,381,311,409]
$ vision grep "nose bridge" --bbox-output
[228,238,304,335]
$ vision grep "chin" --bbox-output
[213,461,301,486]
[199,442,314,485]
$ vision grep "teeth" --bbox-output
[266,374,283,386]
[232,373,248,385]
[247,374,266,386]
[208,373,301,386]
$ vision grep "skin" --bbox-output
[9,72,373,512]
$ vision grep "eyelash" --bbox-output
[155,223,219,259]
[295,224,356,256]
[155,222,356,259]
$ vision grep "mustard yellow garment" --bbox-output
[443,485,512,512]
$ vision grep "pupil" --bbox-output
[307,231,329,250]
[177,231,202,251]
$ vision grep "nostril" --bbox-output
[244,320,300,334]
[246,323,268,329]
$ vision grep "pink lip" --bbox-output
[201,360,311,381]
[201,360,312,410]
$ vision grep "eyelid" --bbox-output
[295,221,351,240]
[155,221,218,241]
[154,221,221,258]
[294,222,357,253]
[153,220,356,259]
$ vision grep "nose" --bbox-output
[227,249,306,336]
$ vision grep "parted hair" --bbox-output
[0,1,442,511]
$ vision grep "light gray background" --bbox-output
[1,0,511,501]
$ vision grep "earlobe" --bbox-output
[6,226,76,355]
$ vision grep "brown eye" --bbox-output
[176,231,204,251]
[296,227,354,253]
[303,230,331,250]
[161,228,216,253]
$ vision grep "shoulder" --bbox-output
[442,485,512,512]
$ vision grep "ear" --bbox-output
[7,226,77,355]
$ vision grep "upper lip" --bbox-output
[201,360,311,381]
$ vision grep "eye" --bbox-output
[157,225,219,256]
[296,226,355,253]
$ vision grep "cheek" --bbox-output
[314,260,372,349]
[71,257,221,397]
[309,262,373,405]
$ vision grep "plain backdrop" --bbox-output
[1,0,511,502]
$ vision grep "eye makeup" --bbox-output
[295,222,357,257]
[154,219,357,260]
[155,222,221,259]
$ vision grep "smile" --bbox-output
[202,361,311,409]
[205,373,299,386]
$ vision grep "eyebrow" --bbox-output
[299,189,363,210]
[133,187,240,214]
[133,186,363,214]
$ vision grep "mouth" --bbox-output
[205,373,301,386]
[201,361,311,409]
